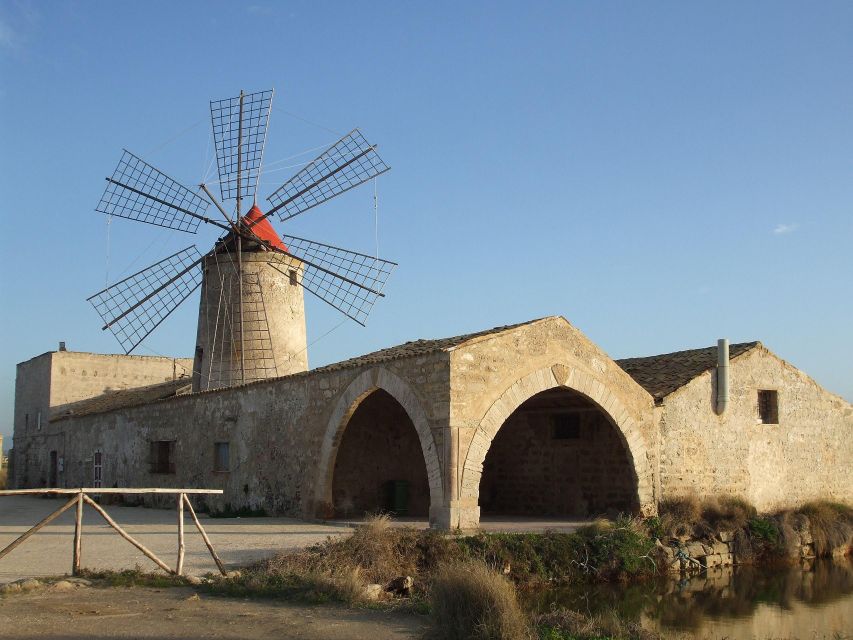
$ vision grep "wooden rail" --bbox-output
[0,488,226,577]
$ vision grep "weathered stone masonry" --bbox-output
[11,316,852,528]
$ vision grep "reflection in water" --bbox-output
[527,558,853,638]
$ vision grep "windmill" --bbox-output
[87,89,396,391]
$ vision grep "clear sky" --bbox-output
[1,1,851,450]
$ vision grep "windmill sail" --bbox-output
[266,129,389,222]
[87,246,203,354]
[96,150,210,233]
[210,89,274,202]
[270,236,396,326]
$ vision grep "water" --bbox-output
[527,558,853,639]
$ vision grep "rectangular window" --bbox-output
[214,442,230,472]
[37,411,42,430]
[552,414,581,440]
[149,440,176,474]
[288,269,298,286]
[758,390,779,424]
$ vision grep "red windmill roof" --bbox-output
[242,203,287,252]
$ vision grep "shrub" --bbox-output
[747,516,781,556]
[657,496,701,539]
[574,518,656,579]
[429,561,532,640]
[700,496,756,532]
[798,501,853,556]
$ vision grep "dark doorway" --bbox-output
[479,388,638,518]
[331,389,430,518]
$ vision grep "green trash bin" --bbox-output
[383,480,409,516]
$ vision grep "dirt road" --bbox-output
[0,585,428,639]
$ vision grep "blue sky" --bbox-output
[1,1,851,449]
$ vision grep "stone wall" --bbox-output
[659,345,853,511]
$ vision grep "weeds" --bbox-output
[79,567,191,588]
[429,561,533,640]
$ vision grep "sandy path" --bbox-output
[0,585,427,639]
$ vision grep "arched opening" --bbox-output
[331,389,431,519]
[479,387,639,519]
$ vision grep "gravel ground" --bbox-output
[0,496,352,582]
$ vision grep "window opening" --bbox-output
[214,442,230,472]
[758,390,779,424]
[149,440,176,474]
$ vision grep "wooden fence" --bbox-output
[0,488,226,576]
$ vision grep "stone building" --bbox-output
[10,316,851,529]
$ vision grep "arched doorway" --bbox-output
[479,387,639,518]
[330,389,431,518]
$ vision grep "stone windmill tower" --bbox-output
[87,89,396,392]
[192,204,308,391]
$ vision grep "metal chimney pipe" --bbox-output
[715,338,729,415]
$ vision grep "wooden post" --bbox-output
[182,494,226,575]
[176,492,185,575]
[82,494,174,574]
[0,495,78,561]
[72,492,84,575]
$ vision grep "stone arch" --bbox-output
[314,367,444,520]
[460,364,654,518]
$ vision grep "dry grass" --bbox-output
[656,496,852,561]
[534,608,659,640]
[796,501,853,556]
[657,495,755,540]
[428,561,533,640]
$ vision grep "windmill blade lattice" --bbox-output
[271,236,396,326]
[266,129,390,222]
[87,246,203,354]
[210,89,274,201]
[96,150,209,233]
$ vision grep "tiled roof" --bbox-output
[305,317,551,375]
[50,378,192,421]
[616,342,760,402]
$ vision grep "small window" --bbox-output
[149,440,176,474]
[288,269,298,286]
[37,411,42,430]
[758,390,779,424]
[24,413,29,429]
[214,442,230,472]
[552,414,581,440]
